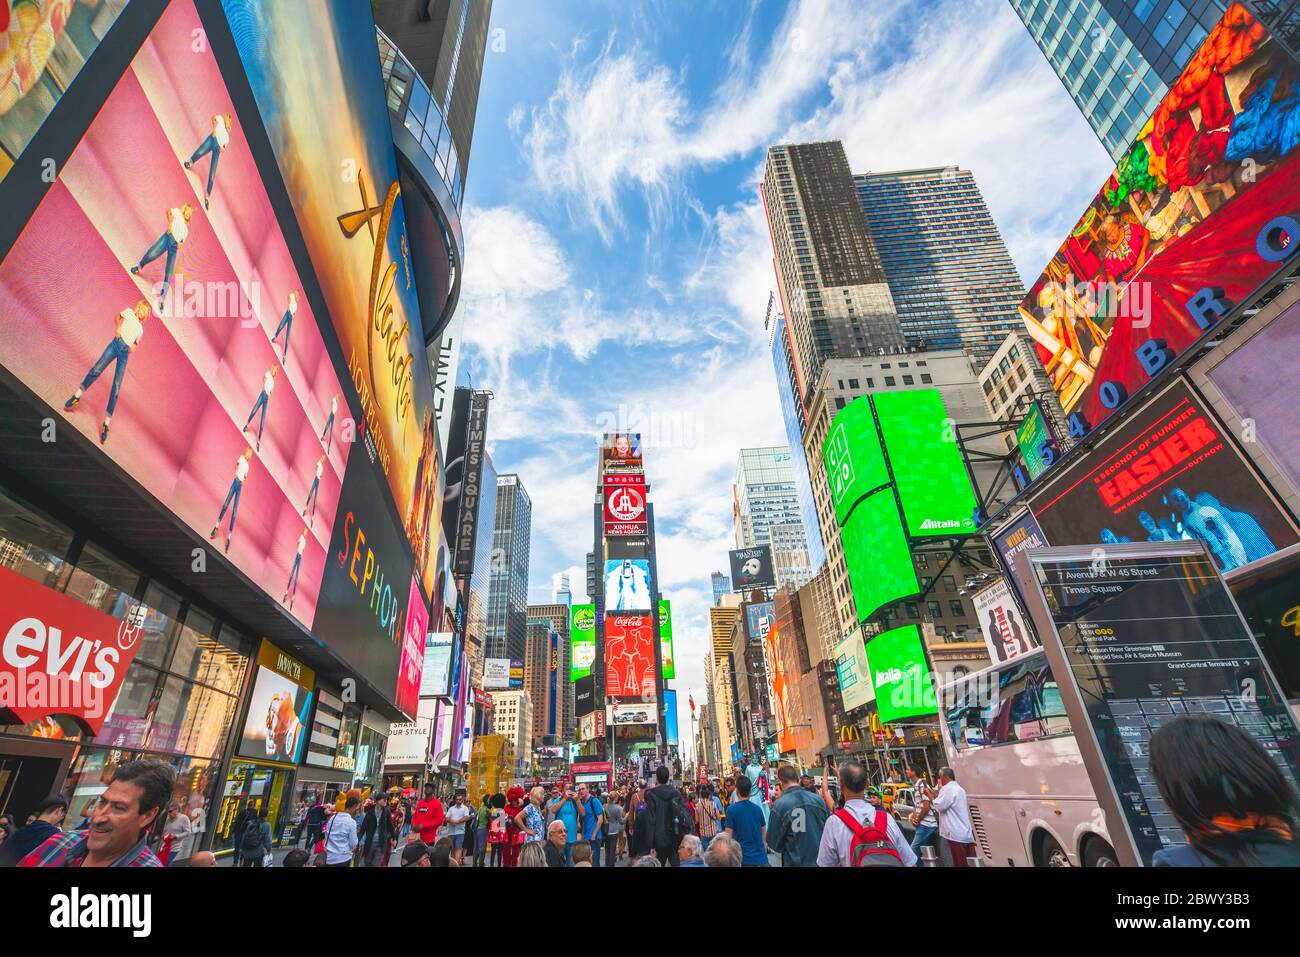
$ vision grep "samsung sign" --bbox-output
[452,392,490,577]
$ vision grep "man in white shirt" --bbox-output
[816,761,916,868]
[210,447,252,553]
[130,203,193,309]
[271,290,298,364]
[242,365,278,451]
[65,300,152,445]
[322,796,360,868]
[303,454,325,525]
[931,766,978,867]
[183,113,233,209]
[321,393,339,455]
[284,527,308,608]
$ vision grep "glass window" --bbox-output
[942,656,1070,751]
[950,599,966,618]
[921,374,933,384]
[884,376,896,387]
[407,80,431,131]
[0,491,73,588]
[93,665,165,750]
[1155,1,1187,47]
[906,602,920,619]
[169,615,249,695]
[132,581,184,669]
[63,543,140,617]
[63,747,138,829]
[943,576,956,591]
[903,375,915,385]
[926,600,942,619]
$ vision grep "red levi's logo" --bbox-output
[0,564,146,734]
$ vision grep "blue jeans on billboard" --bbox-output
[216,478,242,535]
[244,390,269,443]
[304,476,320,519]
[272,308,293,363]
[187,134,222,198]
[135,232,179,300]
[286,553,302,598]
[910,824,938,865]
[79,338,131,415]
[321,411,334,454]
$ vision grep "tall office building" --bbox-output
[762,141,906,421]
[524,616,568,748]
[527,603,574,746]
[854,167,1026,362]
[711,571,730,606]
[707,605,741,761]
[486,474,531,662]
[464,451,498,688]
[1008,0,1226,159]
[733,447,814,589]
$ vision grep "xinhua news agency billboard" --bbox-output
[1019,3,1300,441]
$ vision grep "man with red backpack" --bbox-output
[815,761,916,867]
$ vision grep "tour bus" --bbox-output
[937,649,1120,867]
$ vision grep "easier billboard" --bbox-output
[729,545,775,591]
[1027,380,1298,574]
[865,625,935,725]
[1019,3,1300,439]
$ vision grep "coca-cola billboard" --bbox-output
[0,565,147,734]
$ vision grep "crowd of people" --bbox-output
[1,715,1297,867]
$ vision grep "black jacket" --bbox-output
[0,820,61,866]
[645,784,688,851]
[545,841,567,867]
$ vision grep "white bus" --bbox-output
[937,650,1120,867]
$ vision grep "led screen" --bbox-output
[874,389,978,537]
[658,599,675,680]
[865,624,935,725]
[1016,401,1060,481]
[824,395,888,524]
[840,488,920,621]
[570,603,596,680]
[604,612,655,699]
[604,559,652,611]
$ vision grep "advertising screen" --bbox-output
[420,632,453,698]
[992,508,1052,604]
[745,601,776,643]
[1027,380,1298,574]
[729,545,775,591]
[238,641,315,765]
[972,578,1037,664]
[1019,4,1300,438]
[658,599,675,679]
[601,432,643,473]
[483,657,511,690]
[0,0,126,184]
[664,689,679,747]
[833,634,875,713]
[604,475,648,536]
[604,613,656,699]
[604,559,652,611]
[865,624,935,725]
[384,720,431,766]
[395,575,429,718]
[574,674,595,718]
[1016,401,1060,481]
[509,658,524,689]
[824,395,888,524]
[610,702,656,726]
[840,489,920,621]
[874,389,978,537]
[569,603,595,680]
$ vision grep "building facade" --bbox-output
[854,166,1026,362]
[711,571,730,606]
[733,447,814,589]
[527,602,574,746]
[486,474,531,662]
[490,688,533,774]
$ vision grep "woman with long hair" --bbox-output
[1149,715,1300,866]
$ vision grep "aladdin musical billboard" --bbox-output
[1020,4,1300,438]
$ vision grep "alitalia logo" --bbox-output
[920,518,965,530]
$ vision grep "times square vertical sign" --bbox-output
[452,392,490,577]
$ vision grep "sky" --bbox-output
[456,0,1114,757]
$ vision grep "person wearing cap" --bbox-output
[401,841,431,867]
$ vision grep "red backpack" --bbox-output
[834,808,904,867]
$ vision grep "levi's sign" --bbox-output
[0,564,146,734]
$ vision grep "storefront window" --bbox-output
[130,581,184,668]
[0,491,73,588]
[214,761,296,854]
[62,747,135,829]
[169,613,249,694]
[62,541,140,615]
[353,725,388,789]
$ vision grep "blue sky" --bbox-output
[455,0,1113,748]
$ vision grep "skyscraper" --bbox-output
[1007,0,1227,159]
[854,167,1026,362]
[762,141,906,418]
[733,447,814,589]
[711,571,730,606]
[486,474,531,662]
[528,602,574,746]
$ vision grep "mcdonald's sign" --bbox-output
[837,724,862,751]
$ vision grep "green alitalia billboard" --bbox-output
[658,599,675,680]
[873,389,978,538]
[840,489,919,622]
[824,395,888,525]
[570,603,596,680]
[865,624,935,724]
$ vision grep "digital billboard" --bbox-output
[604,559,652,611]
[1019,4,1300,438]
[729,545,775,591]
[601,432,643,473]
[658,599,675,679]
[419,632,453,699]
[238,641,314,765]
[604,612,655,699]
[865,624,935,725]
[992,508,1051,605]
[874,389,978,537]
[483,657,511,690]
[832,634,875,713]
[745,601,776,643]
[1016,401,1060,481]
[824,395,888,524]
[664,689,679,747]
[0,0,126,184]
[604,474,648,536]
[1027,380,1298,574]
[839,489,920,622]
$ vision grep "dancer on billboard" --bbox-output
[1171,488,1251,571]
[321,393,338,455]
[210,447,253,553]
[129,203,193,310]
[270,290,298,365]
[63,300,152,444]
[302,454,325,525]
[242,364,278,452]
[183,113,233,210]
[283,527,307,609]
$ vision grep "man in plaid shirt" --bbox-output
[21,761,175,868]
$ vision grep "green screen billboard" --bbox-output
[840,489,919,622]
[865,624,935,724]
[658,599,675,680]
[1015,401,1058,480]
[874,389,977,537]
[824,395,888,525]
[570,603,596,680]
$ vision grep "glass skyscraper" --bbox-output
[733,446,814,589]
[486,474,532,662]
[854,167,1026,363]
[1008,0,1227,160]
